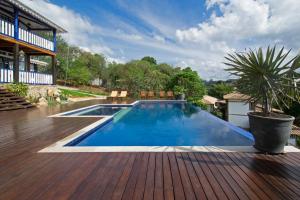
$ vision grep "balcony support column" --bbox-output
[14,7,19,40]
[13,44,19,83]
[25,54,31,72]
[53,29,57,52]
[51,55,56,85]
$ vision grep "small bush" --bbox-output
[46,96,57,106]
[296,136,300,147]
[192,99,208,110]
[6,83,29,97]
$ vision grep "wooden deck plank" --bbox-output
[162,153,175,200]
[132,153,150,200]
[154,153,164,200]
[197,153,239,200]
[122,153,144,200]
[240,152,299,199]
[0,100,299,200]
[187,152,217,200]
[168,153,185,200]
[208,152,253,200]
[143,153,156,200]
[180,153,207,200]
[111,153,137,200]
[227,152,284,200]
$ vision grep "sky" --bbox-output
[21,0,300,80]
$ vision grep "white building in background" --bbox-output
[223,92,254,128]
[202,95,218,112]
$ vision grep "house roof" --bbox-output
[202,95,218,105]
[4,0,67,33]
[223,92,251,101]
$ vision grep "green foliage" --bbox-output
[54,37,207,100]
[173,85,185,95]
[46,96,57,106]
[6,83,29,97]
[192,99,208,110]
[296,136,300,147]
[141,56,157,65]
[208,82,234,99]
[68,57,92,86]
[170,67,206,101]
[225,46,300,115]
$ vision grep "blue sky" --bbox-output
[21,0,300,80]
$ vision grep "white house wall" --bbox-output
[228,101,250,128]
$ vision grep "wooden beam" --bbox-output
[13,43,19,83]
[51,55,56,85]
[25,53,30,71]
[0,34,56,56]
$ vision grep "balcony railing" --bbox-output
[0,69,53,85]
[0,18,54,51]
[0,19,14,37]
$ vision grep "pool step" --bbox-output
[0,87,34,111]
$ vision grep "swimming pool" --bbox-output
[63,105,129,116]
[66,101,253,146]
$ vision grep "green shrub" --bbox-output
[6,83,29,97]
[192,99,208,110]
[173,85,185,96]
[46,96,57,106]
[27,96,40,103]
[296,136,300,147]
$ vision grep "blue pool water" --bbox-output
[68,102,254,146]
[64,106,127,116]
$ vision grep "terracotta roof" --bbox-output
[202,95,218,105]
[223,92,251,101]
[291,126,300,136]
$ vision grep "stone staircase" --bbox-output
[0,87,34,111]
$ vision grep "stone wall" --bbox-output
[27,85,61,105]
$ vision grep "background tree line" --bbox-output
[54,37,206,101]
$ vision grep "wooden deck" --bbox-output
[0,99,300,200]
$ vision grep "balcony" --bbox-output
[0,18,54,52]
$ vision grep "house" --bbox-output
[202,95,218,112]
[0,0,67,85]
[223,92,254,128]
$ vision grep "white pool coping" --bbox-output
[41,100,300,153]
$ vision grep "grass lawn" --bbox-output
[60,89,97,98]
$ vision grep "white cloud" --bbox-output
[19,0,113,55]
[175,0,300,80]
[19,0,300,80]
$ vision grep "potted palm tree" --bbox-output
[225,46,300,154]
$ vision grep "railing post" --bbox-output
[14,7,19,40]
[53,29,57,52]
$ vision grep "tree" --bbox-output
[208,82,234,99]
[141,56,157,65]
[68,56,91,86]
[170,67,206,101]
[225,46,300,114]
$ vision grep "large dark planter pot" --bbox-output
[176,94,185,100]
[248,112,294,154]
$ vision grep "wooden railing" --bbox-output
[0,18,54,51]
[0,19,14,38]
[19,28,54,51]
[0,69,53,85]
[0,69,14,83]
